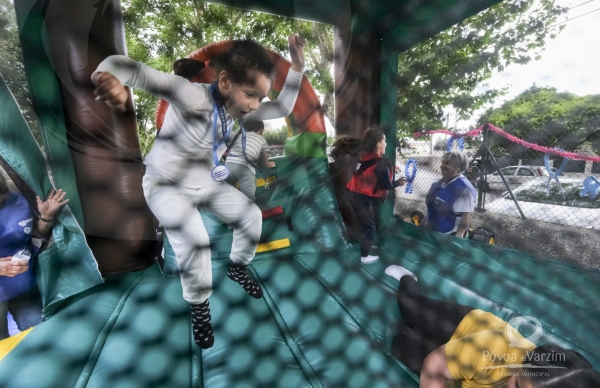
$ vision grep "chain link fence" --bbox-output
[394,125,600,267]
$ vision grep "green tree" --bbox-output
[397,0,567,137]
[122,0,334,155]
[478,86,600,156]
[0,0,41,146]
[263,126,288,146]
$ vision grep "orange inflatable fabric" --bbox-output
[155,41,326,136]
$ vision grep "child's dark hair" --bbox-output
[211,40,273,85]
[173,58,206,79]
[330,136,362,160]
[363,126,386,154]
[244,121,264,133]
[521,345,600,387]
[330,126,386,160]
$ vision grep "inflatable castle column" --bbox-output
[41,0,156,274]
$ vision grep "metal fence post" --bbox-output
[485,144,527,220]
[476,126,489,212]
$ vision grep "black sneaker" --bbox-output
[227,264,263,299]
[190,300,214,349]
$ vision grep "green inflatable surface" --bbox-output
[0,158,598,387]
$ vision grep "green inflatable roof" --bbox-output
[206,0,502,51]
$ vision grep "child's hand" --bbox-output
[91,72,129,113]
[36,189,70,220]
[395,177,407,186]
[0,258,28,277]
[288,34,306,73]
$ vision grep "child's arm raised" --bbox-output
[246,35,306,121]
[92,55,210,112]
[288,34,306,73]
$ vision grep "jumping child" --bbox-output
[92,35,305,348]
[330,127,406,264]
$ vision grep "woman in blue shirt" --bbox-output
[423,151,477,237]
[0,173,70,339]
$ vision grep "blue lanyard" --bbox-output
[232,118,256,168]
[210,82,232,166]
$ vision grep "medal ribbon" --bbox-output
[210,82,233,167]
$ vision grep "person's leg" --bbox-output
[224,162,240,189]
[395,275,473,345]
[142,172,214,348]
[8,288,43,332]
[391,324,440,375]
[200,179,263,298]
[350,193,376,258]
[144,175,213,303]
[234,164,257,202]
[0,300,9,340]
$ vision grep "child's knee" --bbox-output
[248,203,262,224]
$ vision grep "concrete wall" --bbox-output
[395,198,600,270]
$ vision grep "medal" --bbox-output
[210,165,230,182]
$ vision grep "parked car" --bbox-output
[485,178,600,229]
[477,165,549,191]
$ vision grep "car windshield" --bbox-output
[517,168,534,176]
[493,167,517,176]
[512,182,600,209]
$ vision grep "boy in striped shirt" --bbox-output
[225,121,275,201]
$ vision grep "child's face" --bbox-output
[219,69,271,120]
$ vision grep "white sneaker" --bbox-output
[361,255,379,263]
[385,265,418,282]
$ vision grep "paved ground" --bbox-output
[395,198,600,271]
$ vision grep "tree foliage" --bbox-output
[122,0,334,155]
[478,86,600,156]
[0,0,41,146]
[397,0,567,137]
[263,126,288,146]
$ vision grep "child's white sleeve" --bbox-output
[247,69,303,121]
[95,55,209,112]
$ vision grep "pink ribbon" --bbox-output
[413,124,600,162]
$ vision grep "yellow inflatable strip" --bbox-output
[235,176,276,189]
[0,327,34,361]
[257,176,276,187]
[256,238,290,253]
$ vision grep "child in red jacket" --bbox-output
[331,127,406,263]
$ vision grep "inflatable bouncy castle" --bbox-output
[0,0,598,387]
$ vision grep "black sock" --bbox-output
[227,263,263,299]
[190,300,214,349]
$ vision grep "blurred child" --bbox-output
[330,126,406,263]
[225,120,275,201]
[93,36,305,348]
[0,172,70,339]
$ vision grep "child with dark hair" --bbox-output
[92,35,305,349]
[224,120,275,201]
[0,172,70,339]
[385,265,600,388]
[330,127,406,263]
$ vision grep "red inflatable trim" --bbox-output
[262,206,284,219]
[155,41,326,134]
